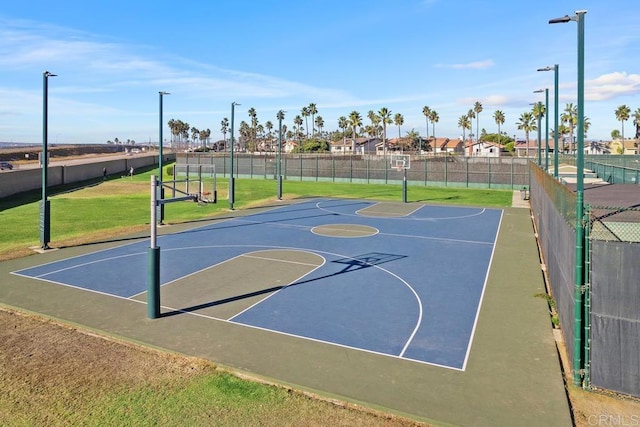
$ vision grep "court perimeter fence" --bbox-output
[530,161,640,397]
[177,152,530,189]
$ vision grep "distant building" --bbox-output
[609,138,638,155]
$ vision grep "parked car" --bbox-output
[0,161,13,170]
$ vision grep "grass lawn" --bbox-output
[0,169,512,261]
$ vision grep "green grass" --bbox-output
[0,168,512,260]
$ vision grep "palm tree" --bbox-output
[405,129,420,151]
[633,108,640,139]
[378,107,392,156]
[583,116,591,138]
[293,115,303,141]
[394,113,404,151]
[429,110,439,152]
[301,106,310,139]
[561,103,577,153]
[265,120,274,147]
[338,116,348,152]
[308,103,318,136]
[167,119,176,144]
[315,115,324,139]
[615,104,631,140]
[220,118,229,150]
[458,115,470,145]
[493,110,505,146]
[367,110,381,138]
[467,109,476,144]
[516,112,537,157]
[247,108,259,152]
[348,111,362,153]
[474,101,483,142]
[422,106,431,152]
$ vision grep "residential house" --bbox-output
[331,137,379,155]
[284,140,298,153]
[438,138,464,154]
[585,141,610,155]
[466,141,507,157]
[609,139,638,155]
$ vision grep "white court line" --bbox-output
[155,301,462,371]
[22,252,147,278]
[228,250,326,322]
[10,271,149,303]
[355,201,424,217]
[241,252,324,267]
[316,199,489,221]
[378,231,494,245]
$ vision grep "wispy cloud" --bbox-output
[436,59,494,70]
[586,72,640,101]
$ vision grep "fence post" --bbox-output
[445,154,448,187]
[465,157,469,187]
[424,157,427,186]
[350,156,353,182]
[583,204,592,389]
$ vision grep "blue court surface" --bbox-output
[13,199,503,370]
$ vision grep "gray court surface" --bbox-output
[0,200,572,426]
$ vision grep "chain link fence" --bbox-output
[178,153,530,189]
[588,205,640,242]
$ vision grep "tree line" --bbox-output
[161,101,640,154]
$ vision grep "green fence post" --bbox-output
[350,156,353,182]
[332,157,335,182]
[583,204,591,389]
[423,157,427,186]
[445,153,448,186]
[465,157,469,187]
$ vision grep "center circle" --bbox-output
[311,224,378,238]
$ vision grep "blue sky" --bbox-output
[0,0,638,144]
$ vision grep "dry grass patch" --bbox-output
[0,308,430,426]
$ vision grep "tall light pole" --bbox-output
[158,91,169,224]
[538,65,559,178]
[229,102,240,210]
[550,9,587,388]
[41,71,57,250]
[276,110,285,200]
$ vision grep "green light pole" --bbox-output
[158,91,169,224]
[229,102,240,210]
[41,71,57,250]
[538,65,559,178]
[276,110,285,200]
[550,9,587,387]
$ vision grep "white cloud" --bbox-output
[585,72,640,101]
[436,59,494,70]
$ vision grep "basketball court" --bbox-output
[0,197,572,425]
[13,198,502,370]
